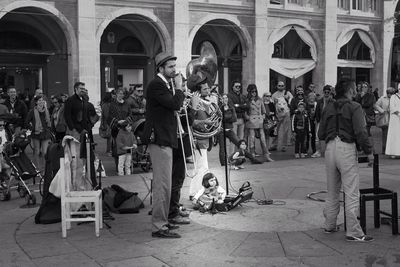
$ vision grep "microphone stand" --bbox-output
[222,106,229,195]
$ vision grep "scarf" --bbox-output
[34,106,51,134]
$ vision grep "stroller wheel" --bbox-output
[141,163,151,172]
[25,194,36,205]
[0,189,11,201]
[39,177,44,197]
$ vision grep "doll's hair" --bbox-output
[237,139,247,147]
[202,172,219,188]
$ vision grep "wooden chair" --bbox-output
[60,157,103,238]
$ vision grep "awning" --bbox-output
[269,25,317,79]
[336,29,375,64]
[270,58,316,79]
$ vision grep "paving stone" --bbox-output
[16,232,79,259]
[180,230,249,258]
[106,256,166,267]
[231,232,285,258]
[32,252,101,267]
[278,231,337,257]
[77,240,156,264]
[0,246,35,267]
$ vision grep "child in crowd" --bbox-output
[0,120,11,187]
[306,93,320,158]
[291,102,310,158]
[192,172,226,212]
[115,121,137,176]
[228,139,262,170]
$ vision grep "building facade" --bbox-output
[0,0,398,106]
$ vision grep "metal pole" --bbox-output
[222,107,229,195]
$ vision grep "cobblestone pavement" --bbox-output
[1,128,399,267]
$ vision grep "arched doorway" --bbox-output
[269,26,317,93]
[99,14,164,95]
[391,2,400,87]
[337,30,375,84]
[191,19,245,94]
[0,7,69,97]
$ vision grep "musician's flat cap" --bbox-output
[187,73,207,91]
[155,52,177,68]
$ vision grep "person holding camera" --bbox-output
[318,80,373,242]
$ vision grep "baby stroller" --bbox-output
[0,129,43,205]
[130,119,151,172]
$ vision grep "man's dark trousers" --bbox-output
[168,135,189,219]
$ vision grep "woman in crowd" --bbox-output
[245,84,270,160]
[107,88,132,169]
[262,92,276,160]
[218,94,239,166]
[100,92,113,155]
[51,96,67,142]
[385,87,400,158]
[26,95,52,170]
[375,87,394,153]
[360,82,376,136]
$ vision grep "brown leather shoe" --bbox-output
[151,229,181,238]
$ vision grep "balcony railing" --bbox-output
[269,0,324,10]
[337,0,380,17]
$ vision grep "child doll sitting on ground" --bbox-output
[116,120,137,176]
[229,139,262,170]
[192,172,227,212]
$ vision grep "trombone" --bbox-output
[171,78,198,178]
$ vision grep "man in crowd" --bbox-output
[271,81,292,152]
[318,79,373,242]
[126,84,146,123]
[228,81,247,142]
[4,86,27,133]
[142,52,185,238]
[64,82,89,140]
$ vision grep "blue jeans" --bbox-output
[324,137,365,237]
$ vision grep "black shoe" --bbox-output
[152,229,181,238]
[346,235,373,242]
[168,216,190,225]
[166,224,180,230]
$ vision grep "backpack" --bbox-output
[103,185,144,214]
[225,182,253,211]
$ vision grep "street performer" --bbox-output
[318,79,374,242]
[142,52,185,238]
[187,73,217,199]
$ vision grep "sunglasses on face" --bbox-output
[234,85,241,88]
[277,85,284,87]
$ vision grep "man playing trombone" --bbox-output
[142,52,185,238]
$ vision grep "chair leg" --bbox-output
[66,203,71,230]
[360,195,367,234]
[61,202,67,238]
[392,193,398,235]
[374,198,380,228]
[95,200,100,237]
[99,197,103,229]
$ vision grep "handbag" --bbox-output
[99,120,111,138]
[263,118,277,131]
[375,112,389,128]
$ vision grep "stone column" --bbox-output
[174,0,191,75]
[323,0,337,88]
[254,0,269,94]
[382,1,396,91]
[77,0,99,107]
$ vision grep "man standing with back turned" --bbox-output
[318,80,373,242]
[142,52,185,238]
